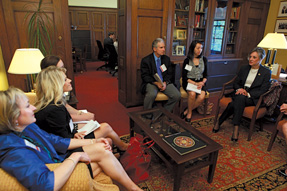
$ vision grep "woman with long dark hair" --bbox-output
[181,40,208,122]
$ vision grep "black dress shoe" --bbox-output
[231,133,239,142]
[212,128,219,133]
[180,107,188,119]
[279,169,287,177]
[185,117,191,122]
[212,123,220,133]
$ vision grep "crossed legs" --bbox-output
[83,143,142,191]
[93,123,129,151]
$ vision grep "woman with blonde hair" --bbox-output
[0,87,142,191]
[34,66,128,151]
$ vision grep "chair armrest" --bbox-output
[0,163,93,191]
[218,75,237,100]
[46,163,93,191]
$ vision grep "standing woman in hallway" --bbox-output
[181,40,208,122]
[212,47,271,142]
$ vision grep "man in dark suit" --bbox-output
[104,32,115,51]
[213,47,271,141]
[140,38,181,112]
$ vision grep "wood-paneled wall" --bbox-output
[69,7,117,60]
[0,0,73,92]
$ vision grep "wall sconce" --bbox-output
[257,32,287,68]
[8,48,44,92]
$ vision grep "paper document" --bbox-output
[154,73,164,86]
[186,83,201,94]
[77,120,101,136]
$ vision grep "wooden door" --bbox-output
[0,0,73,92]
[118,0,169,107]
[239,0,269,64]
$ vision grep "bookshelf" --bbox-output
[172,0,190,57]
[226,2,242,55]
[193,0,209,43]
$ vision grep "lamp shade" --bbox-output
[257,33,287,49]
[8,48,44,74]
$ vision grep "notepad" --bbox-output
[77,120,101,136]
[186,83,201,94]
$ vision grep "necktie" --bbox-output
[156,58,163,81]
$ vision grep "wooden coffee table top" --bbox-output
[128,107,223,164]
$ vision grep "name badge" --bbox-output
[24,139,41,152]
[185,65,192,71]
[160,64,167,72]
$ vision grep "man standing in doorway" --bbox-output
[140,38,181,112]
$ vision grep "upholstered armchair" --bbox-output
[214,76,277,141]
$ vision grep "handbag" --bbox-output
[119,134,154,184]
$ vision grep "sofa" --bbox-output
[0,163,119,191]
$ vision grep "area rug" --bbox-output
[120,117,287,191]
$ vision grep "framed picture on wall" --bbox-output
[176,45,185,55]
[278,1,287,17]
[176,30,187,39]
[274,19,287,33]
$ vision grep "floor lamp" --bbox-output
[8,48,44,92]
[257,32,287,68]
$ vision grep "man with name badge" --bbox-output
[140,38,181,112]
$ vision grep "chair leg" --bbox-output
[214,105,220,126]
[203,98,208,117]
[267,130,279,151]
[248,117,257,141]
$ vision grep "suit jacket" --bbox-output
[140,53,173,94]
[35,103,75,139]
[0,123,69,191]
[234,64,271,104]
[103,37,114,52]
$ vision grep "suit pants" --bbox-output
[144,83,181,112]
[218,94,255,126]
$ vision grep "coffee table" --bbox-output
[128,107,223,191]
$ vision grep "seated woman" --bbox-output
[212,47,271,142]
[181,40,207,122]
[34,66,128,152]
[40,55,95,122]
[0,87,142,191]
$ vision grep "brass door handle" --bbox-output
[58,36,62,41]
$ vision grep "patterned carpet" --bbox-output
[120,117,287,191]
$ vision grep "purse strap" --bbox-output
[142,137,155,149]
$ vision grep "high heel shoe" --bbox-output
[185,117,191,122]
[231,125,239,142]
[231,133,239,142]
[180,107,188,119]
[212,123,220,133]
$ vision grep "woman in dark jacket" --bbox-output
[212,47,271,142]
[181,40,208,122]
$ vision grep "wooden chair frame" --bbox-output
[267,112,285,151]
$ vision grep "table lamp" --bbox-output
[257,32,287,67]
[8,48,44,92]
